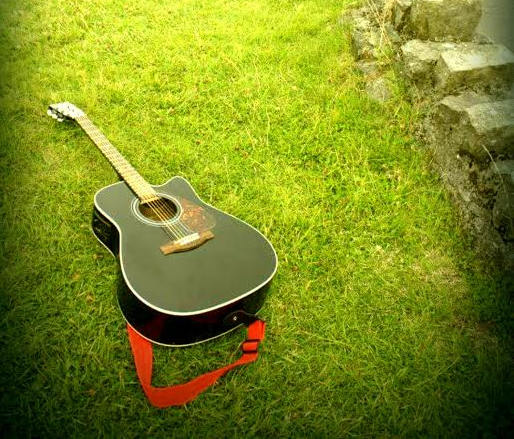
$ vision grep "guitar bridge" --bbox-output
[160,230,214,255]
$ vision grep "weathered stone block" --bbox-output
[426,92,514,270]
[384,23,402,45]
[492,172,514,241]
[351,27,380,59]
[350,11,383,60]
[410,0,482,42]
[392,0,413,30]
[466,99,514,154]
[436,92,492,123]
[435,44,514,92]
[435,93,514,158]
[427,92,514,270]
[401,39,459,80]
[495,160,514,181]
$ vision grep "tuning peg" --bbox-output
[47,109,54,117]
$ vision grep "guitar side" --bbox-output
[92,176,277,346]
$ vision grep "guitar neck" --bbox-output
[75,115,159,203]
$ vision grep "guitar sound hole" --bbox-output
[139,198,178,222]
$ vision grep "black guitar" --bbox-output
[48,102,277,346]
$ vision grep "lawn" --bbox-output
[0,0,512,436]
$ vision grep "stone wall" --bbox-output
[346,0,514,272]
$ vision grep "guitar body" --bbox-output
[47,102,277,347]
[92,176,278,346]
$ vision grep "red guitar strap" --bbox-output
[127,319,266,408]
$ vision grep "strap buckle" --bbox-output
[241,339,261,354]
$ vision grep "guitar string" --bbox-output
[141,194,199,240]
[148,199,192,235]
[144,197,189,236]
[77,117,191,240]
[145,198,192,236]
[146,202,188,240]
[86,130,195,238]
[83,119,206,240]
[69,113,204,241]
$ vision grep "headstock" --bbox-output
[47,102,85,122]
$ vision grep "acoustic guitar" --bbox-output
[48,102,277,346]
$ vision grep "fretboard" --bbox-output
[75,115,159,203]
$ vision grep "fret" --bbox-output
[76,115,157,201]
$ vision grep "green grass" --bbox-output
[0,0,512,436]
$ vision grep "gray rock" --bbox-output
[365,76,393,102]
[494,160,514,181]
[435,43,514,93]
[410,0,482,42]
[393,0,413,30]
[492,175,514,241]
[350,11,383,60]
[352,11,372,31]
[384,23,402,45]
[436,91,493,123]
[352,28,374,59]
[434,93,514,158]
[506,83,514,99]
[466,100,514,150]
[340,6,369,26]
[473,32,495,45]
[401,40,514,89]
[426,96,514,270]
[401,39,459,80]
[356,60,381,76]
[349,7,395,59]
